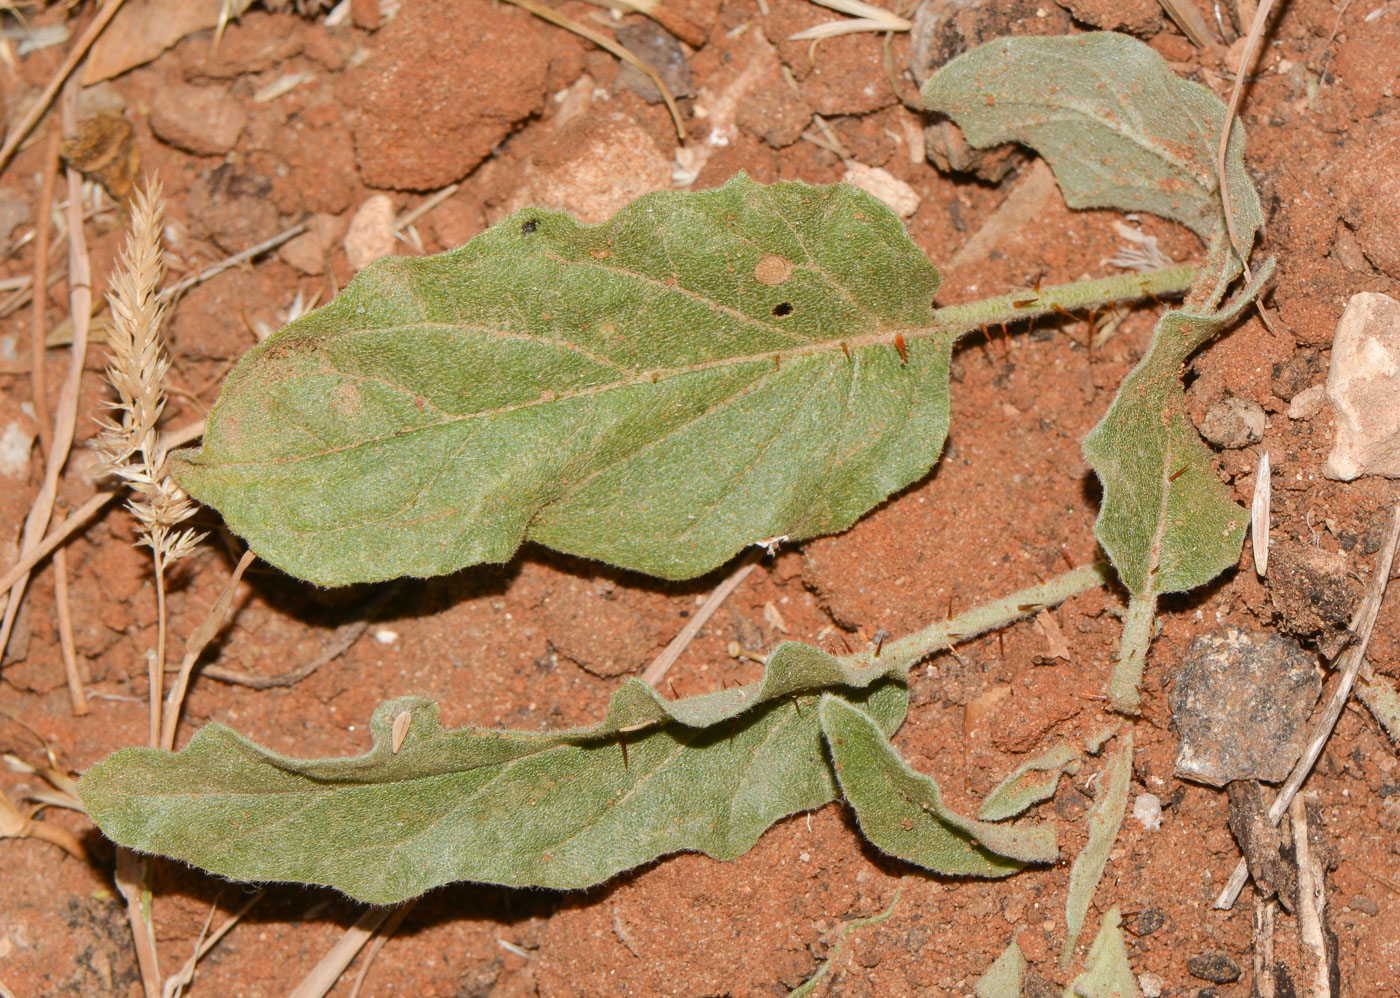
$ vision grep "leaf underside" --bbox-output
[172,174,949,585]
[818,695,1057,877]
[921,31,1261,257]
[1062,732,1133,967]
[81,642,915,904]
[1082,261,1272,596]
[1065,908,1140,998]
[978,743,1079,822]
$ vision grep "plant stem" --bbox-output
[1108,592,1156,715]
[151,557,167,749]
[931,264,1197,337]
[838,562,1112,674]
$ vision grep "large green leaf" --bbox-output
[80,642,909,904]
[921,32,1261,258]
[818,695,1057,876]
[172,174,949,585]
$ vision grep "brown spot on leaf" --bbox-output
[754,254,794,286]
[332,383,361,415]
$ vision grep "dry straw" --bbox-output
[94,181,203,748]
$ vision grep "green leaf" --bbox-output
[921,32,1261,257]
[80,642,908,904]
[979,743,1080,821]
[1061,732,1133,968]
[976,941,1028,998]
[171,173,949,585]
[1082,263,1272,598]
[1358,671,1400,745]
[1063,908,1140,998]
[818,695,1057,876]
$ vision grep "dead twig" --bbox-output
[115,846,162,998]
[1216,503,1400,909]
[1290,795,1330,998]
[642,550,760,687]
[500,0,686,141]
[0,490,117,596]
[0,81,95,671]
[160,548,256,749]
[159,220,309,303]
[287,906,394,998]
[200,582,401,689]
[346,899,419,998]
[27,126,87,715]
[0,0,131,176]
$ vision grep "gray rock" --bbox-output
[1200,395,1265,449]
[1171,628,1320,786]
[1187,952,1242,984]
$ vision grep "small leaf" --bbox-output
[1062,732,1133,968]
[1063,908,1141,998]
[1358,671,1400,745]
[979,743,1080,821]
[172,173,950,585]
[1082,260,1274,598]
[921,32,1261,257]
[975,940,1027,998]
[80,642,908,903]
[818,695,1057,875]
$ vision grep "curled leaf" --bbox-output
[819,695,1057,876]
[1062,731,1133,968]
[81,642,908,903]
[979,743,1080,822]
[921,32,1261,259]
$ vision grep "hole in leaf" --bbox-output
[521,219,538,235]
[772,302,793,317]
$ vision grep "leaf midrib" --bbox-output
[203,322,945,471]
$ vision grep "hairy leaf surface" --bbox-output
[172,174,949,585]
[921,32,1261,255]
[1062,732,1133,967]
[80,643,909,903]
[1082,261,1272,597]
[978,743,1079,822]
[974,941,1027,998]
[1065,908,1140,998]
[818,696,1056,876]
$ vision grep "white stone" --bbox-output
[1138,971,1165,997]
[841,162,921,218]
[1132,793,1162,831]
[1287,383,1326,421]
[344,194,398,272]
[0,421,34,478]
[1324,292,1400,480]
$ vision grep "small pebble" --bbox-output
[1138,971,1165,997]
[1133,793,1163,831]
[1187,951,1242,984]
[374,629,399,645]
[1349,895,1379,915]
[344,194,398,272]
[1287,383,1326,420]
[1200,396,1265,449]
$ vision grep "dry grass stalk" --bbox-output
[95,181,204,748]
